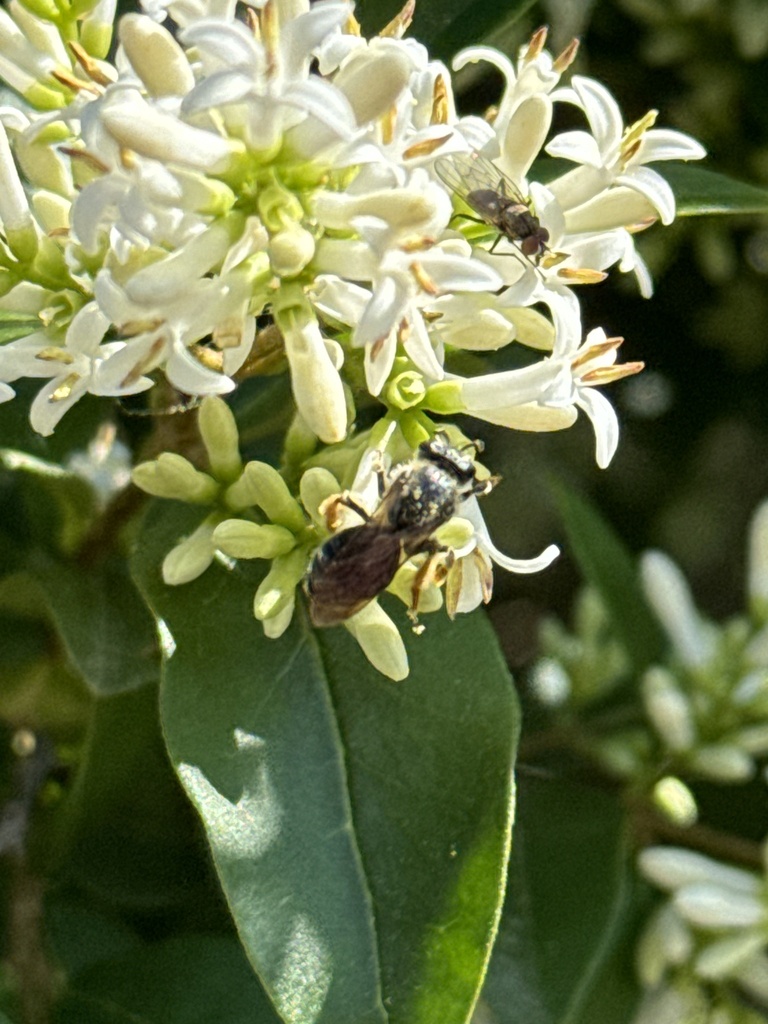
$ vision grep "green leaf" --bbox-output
[356,0,535,58]
[0,449,97,554]
[551,481,665,672]
[132,502,519,1024]
[41,685,205,911]
[57,935,280,1024]
[479,777,643,1024]
[46,899,141,978]
[663,164,768,216]
[32,555,159,696]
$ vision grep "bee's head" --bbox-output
[418,433,479,483]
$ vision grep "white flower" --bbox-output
[428,327,642,468]
[0,302,153,435]
[640,551,717,669]
[546,75,706,224]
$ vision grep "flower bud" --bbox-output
[641,667,695,752]
[651,776,697,827]
[688,744,754,783]
[385,370,426,411]
[674,883,764,930]
[299,468,342,528]
[162,519,216,584]
[639,847,760,895]
[198,396,242,483]
[268,225,315,277]
[213,519,296,559]
[119,14,195,97]
[132,453,219,503]
[252,548,308,626]
[344,601,409,681]
[225,461,306,531]
[695,931,766,980]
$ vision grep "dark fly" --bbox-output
[435,150,550,260]
[305,435,495,627]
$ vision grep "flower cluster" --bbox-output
[634,845,768,1024]
[532,499,768,809]
[0,0,705,671]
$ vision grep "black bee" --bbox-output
[435,150,550,260]
[305,435,495,627]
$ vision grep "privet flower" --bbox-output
[0,0,700,449]
[0,0,706,670]
[634,845,768,1024]
[533,498,768,796]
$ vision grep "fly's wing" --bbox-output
[306,524,404,627]
[435,151,529,206]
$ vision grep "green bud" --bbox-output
[162,519,216,584]
[652,776,698,827]
[268,225,315,277]
[299,468,340,528]
[344,602,409,681]
[258,182,304,234]
[253,546,308,621]
[14,0,59,21]
[225,461,306,531]
[6,225,38,263]
[132,453,219,503]
[198,396,242,483]
[385,370,426,411]
[213,519,297,559]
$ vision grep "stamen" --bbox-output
[572,336,624,371]
[380,0,415,38]
[409,261,440,295]
[430,74,449,126]
[582,360,644,384]
[525,26,549,62]
[557,267,608,285]
[36,346,74,364]
[69,41,114,87]
[553,38,580,73]
[50,372,80,401]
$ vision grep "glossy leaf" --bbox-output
[57,935,280,1024]
[33,556,158,696]
[132,501,519,1024]
[356,0,535,58]
[664,165,768,216]
[552,481,665,673]
[0,449,97,554]
[43,685,205,911]
[479,777,643,1024]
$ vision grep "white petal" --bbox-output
[570,75,624,154]
[640,551,716,668]
[66,302,110,356]
[30,376,90,436]
[639,847,761,895]
[354,274,409,349]
[616,166,677,225]
[639,129,706,163]
[545,129,603,168]
[674,883,764,930]
[402,311,443,381]
[575,385,619,468]
[165,341,234,396]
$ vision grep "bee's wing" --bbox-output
[435,151,528,205]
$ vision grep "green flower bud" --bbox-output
[344,602,409,681]
[225,461,306,531]
[213,519,296,559]
[198,396,242,483]
[385,370,426,411]
[253,547,308,622]
[162,519,216,584]
[268,224,315,277]
[652,776,698,827]
[132,453,218,503]
[299,468,341,528]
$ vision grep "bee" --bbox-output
[305,435,495,627]
[435,150,550,261]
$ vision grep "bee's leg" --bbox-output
[472,473,501,499]
[321,492,371,530]
[407,541,454,626]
